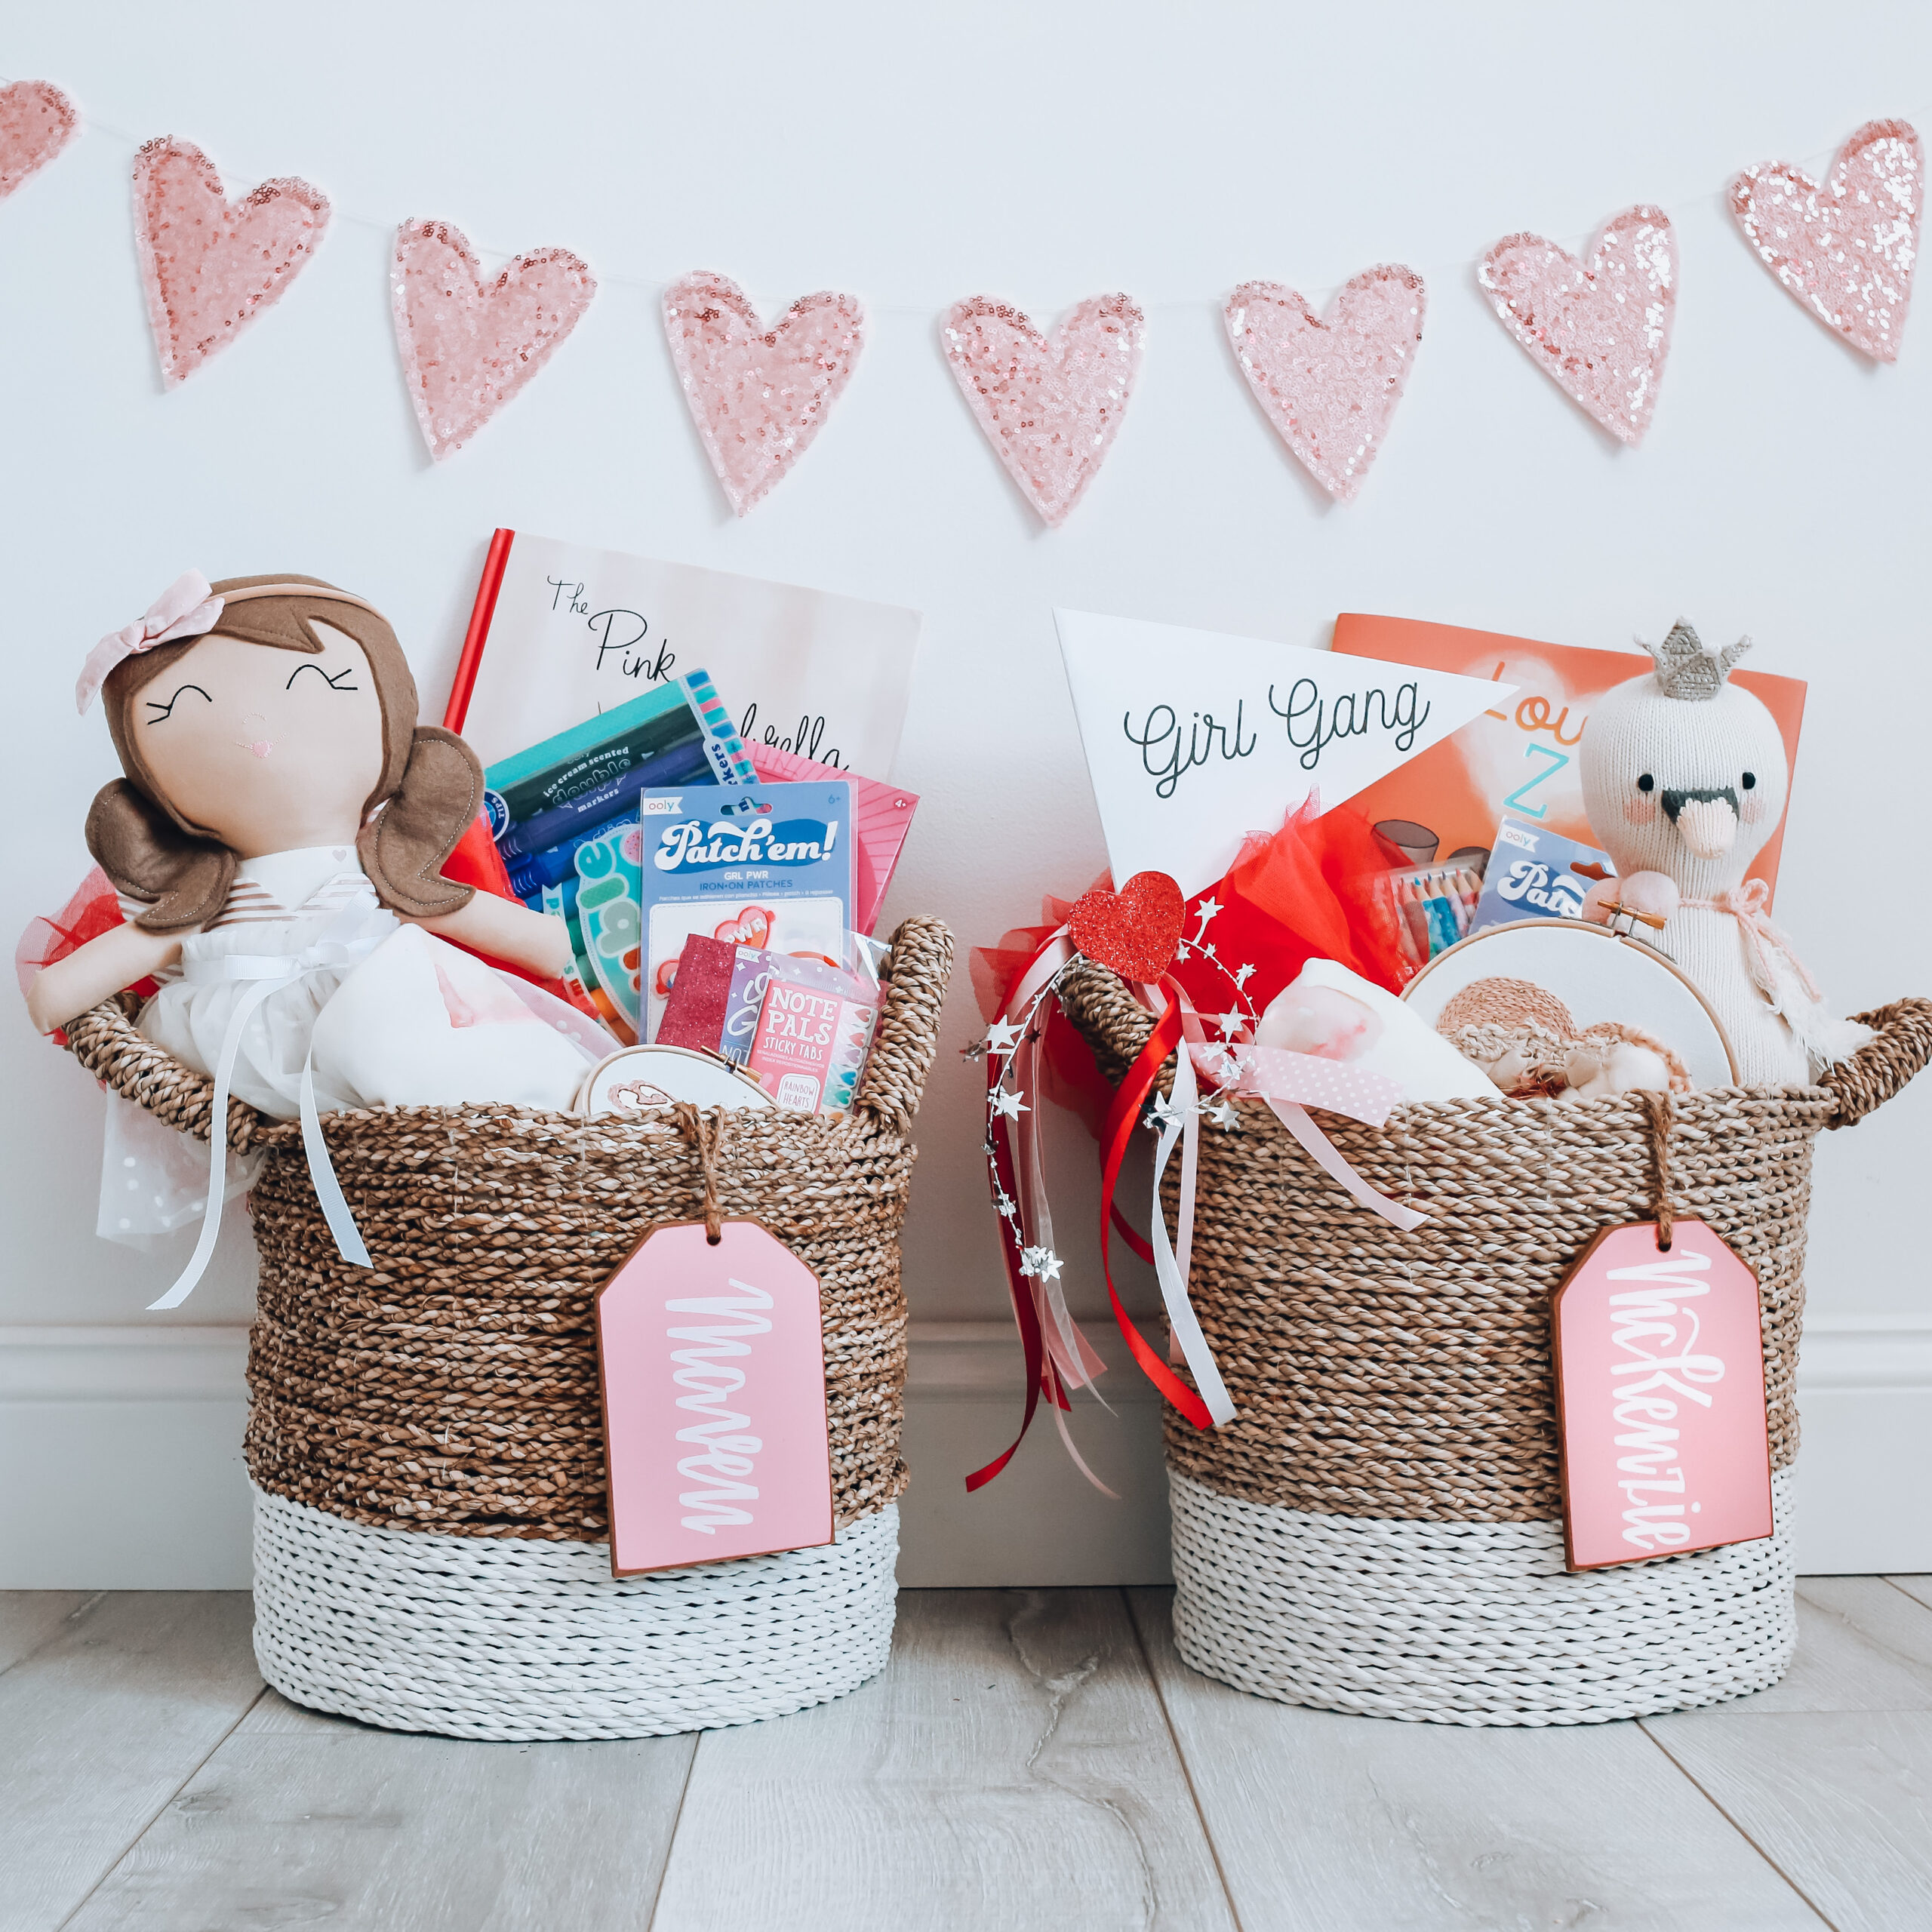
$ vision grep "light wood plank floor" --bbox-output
[7,1580,1932,1931]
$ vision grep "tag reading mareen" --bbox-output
[1550,1219,1774,1573]
[595,1218,834,1577]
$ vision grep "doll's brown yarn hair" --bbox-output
[86,574,481,933]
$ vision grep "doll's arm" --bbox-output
[412,894,574,981]
[26,921,182,1035]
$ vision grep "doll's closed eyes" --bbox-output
[128,626,388,854]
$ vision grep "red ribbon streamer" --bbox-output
[964,1097,1059,1491]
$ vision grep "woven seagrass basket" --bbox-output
[1060,963,1932,1727]
[66,914,954,1741]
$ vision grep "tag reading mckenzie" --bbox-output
[595,1220,834,1577]
[1550,1220,1774,1573]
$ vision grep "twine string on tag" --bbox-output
[1635,1088,1676,1250]
[673,1102,731,1243]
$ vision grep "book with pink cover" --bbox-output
[748,743,917,937]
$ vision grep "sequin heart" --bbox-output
[0,81,78,202]
[1226,267,1426,502]
[663,272,864,515]
[941,294,1145,526]
[1478,207,1676,445]
[132,137,330,386]
[1069,872,1185,985]
[392,218,596,460]
[1730,119,1921,362]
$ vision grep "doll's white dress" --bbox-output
[134,844,398,1118]
[108,845,601,1306]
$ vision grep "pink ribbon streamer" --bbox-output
[1190,1038,1426,1232]
[1683,879,1823,1004]
[76,570,225,713]
[994,931,1111,1398]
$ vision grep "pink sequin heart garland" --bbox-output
[1478,207,1677,445]
[392,219,596,460]
[1225,267,1426,502]
[663,272,865,515]
[132,137,330,387]
[0,81,78,201]
[1730,118,1921,362]
[942,294,1145,526]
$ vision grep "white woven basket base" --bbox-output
[1168,1465,1798,1727]
[252,1485,899,1741]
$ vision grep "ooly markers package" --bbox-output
[635,781,854,1040]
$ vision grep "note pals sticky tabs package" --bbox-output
[743,966,881,1115]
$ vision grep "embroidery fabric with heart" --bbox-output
[1226,267,1426,502]
[0,81,78,202]
[392,218,597,459]
[941,294,1146,526]
[1478,207,1676,445]
[663,272,866,515]
[1730,118,1921,361]
[132,137,331,386]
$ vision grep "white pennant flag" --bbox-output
[1056,608,1516,897]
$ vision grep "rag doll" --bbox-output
[29,571,580,1094]
[1576,620,1868,1087]
[27,573,600,1300]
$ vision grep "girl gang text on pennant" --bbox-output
[595,1220,835,1577]
[1549,1220,1774,1572]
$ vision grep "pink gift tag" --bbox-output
[595,1220,833,1577]
[1551,1220,1773,1572]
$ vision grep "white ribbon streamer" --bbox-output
[1146,1039,1237,1427]
[147,913,386,1309]
[147,968,285,1311]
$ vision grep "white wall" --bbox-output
[4,2,1929,1584]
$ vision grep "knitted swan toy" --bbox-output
[1577,621,1869,1087]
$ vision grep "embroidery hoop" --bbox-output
[1399,918,1738,1088]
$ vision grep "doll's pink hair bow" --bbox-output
[75,571,225,714]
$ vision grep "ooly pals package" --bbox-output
[659,934,880,1115]
[743,956,881,1115]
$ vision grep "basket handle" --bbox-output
[851,915,955,1133]
[1820,997,1932,1129]
[61,992,265,1154]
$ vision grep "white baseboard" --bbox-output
[1787,1316,1932,1574]
[1,1325,255,1589]
[3,1316,1926,1589]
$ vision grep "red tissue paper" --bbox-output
[17,866,158,1045]
[970,881,1120,1140]
[1170,798,1411,1024]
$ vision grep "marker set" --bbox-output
[1376,861,1486,968]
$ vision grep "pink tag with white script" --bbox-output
[1551,1220,1773,1572]
[595,1220,834,1577]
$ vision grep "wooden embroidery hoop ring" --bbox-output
[1399,918,1740,1088]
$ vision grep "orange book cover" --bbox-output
[1330,614,1807,901]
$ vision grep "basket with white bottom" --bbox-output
[67,916,954,1741]
[1060,966,1931,1727]
[252,1487,901,1740]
